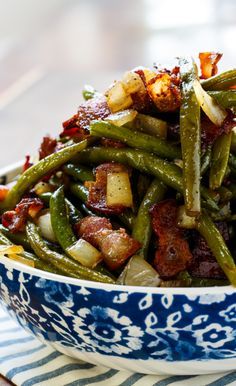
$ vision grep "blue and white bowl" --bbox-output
[0,163,235,375]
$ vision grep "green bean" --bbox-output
[63,163,94,182]
[26,222,115,283]
[179,57,201,216]
[201,146,212,175]
[50,187,77,251]
[0,230,61,274]
[137,174,151,204]
[202,69,236,90]
[75,147,219,211]
[209,132,232,190]
[208,91,236,108]
[197,211,236,286]
[0,140,88,212]
[229,153,236,170]
[132,179,166,259]
[228,184,236,200]
[70,182,135,230]
[38,192,52,205]
[0,225,32,250]
[131,113,167,138]
[90,120,181,160]
[217,187,233,204]
[190,278,229,287]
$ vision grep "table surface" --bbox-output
[0,375,14,386]
[0,1,235,385]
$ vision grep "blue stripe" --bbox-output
[119,373,145,386]
[206,371,236,386]
[153,375,197,386]
[0,336,34,348]
[6,351,61,379]
[0,344,45,364]
[65,369,118,386]
[0,326,22,334]
[21,362,95,386]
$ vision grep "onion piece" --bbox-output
[177,205,197,229]
[105,109,137,127]
[106,172,133,207]
[193,79,227,126]
[118,255,161,287]
[8,254,35,267]
[106,81,133,113]
[66,238,102,268]
[37,211,57,242]
[0,245,24,255]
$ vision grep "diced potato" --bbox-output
[107,81,133,113]
[106,172,133,207]
[8,254,35,268]
[122,71,146,94]
[66,238,102,268]
[0,245,24,255]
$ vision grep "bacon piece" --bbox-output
[76,216,112,247]
[60,96,110,138]
[86,163,130,215]
[39,136,57,160]
[189,223,229,279]
[150,200,192,278]
[23,155,33,172]
[76,215,140,270]
[2,197,43,233]
[201,110,236,147]
[199,52,222,79]
[0,185,9,202]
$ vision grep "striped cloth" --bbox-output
[0,307,235,386]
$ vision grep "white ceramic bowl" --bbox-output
[0,163,235,375]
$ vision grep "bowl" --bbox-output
[0,163,236,375]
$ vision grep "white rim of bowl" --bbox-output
[0,162,234,296]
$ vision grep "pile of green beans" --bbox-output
[0,64,236,287]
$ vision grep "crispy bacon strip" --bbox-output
[201,110,236,147]
[150,200,192,278]
[39,136,57,160]
[189,223,229,279]
[199,52,222,79]
[76,216,140,270]
[60,96,110,138]
[86,163,130,215]
[23,155,33,172]
[2,197,43,233]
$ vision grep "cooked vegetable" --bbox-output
[26,222,115,283]
[50,186,77,251]
[118,255,161,286]
[90,120,181,160]
[66,239,102,268]
[201,69,236,90]
[197,212,236,285]
[209,132,232,190]
[132,179,166,259]
[179,57,201,216]
[106,172,133,207]
[1,54,235,287]
[0,140,88,211]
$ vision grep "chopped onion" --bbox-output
[118,255,161,287]
[66,238,102,268]
[106,81,133,113]
[106,172,133,207]
[8,254,35,267]
[193,79,227,126]
[122,71,146,94]
[105,109,137,127]
[34,181,53,195]
[177,205,197,229]
[37,211,57,242]
[0,245,24,255]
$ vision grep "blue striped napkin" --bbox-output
[0,306,235,386]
